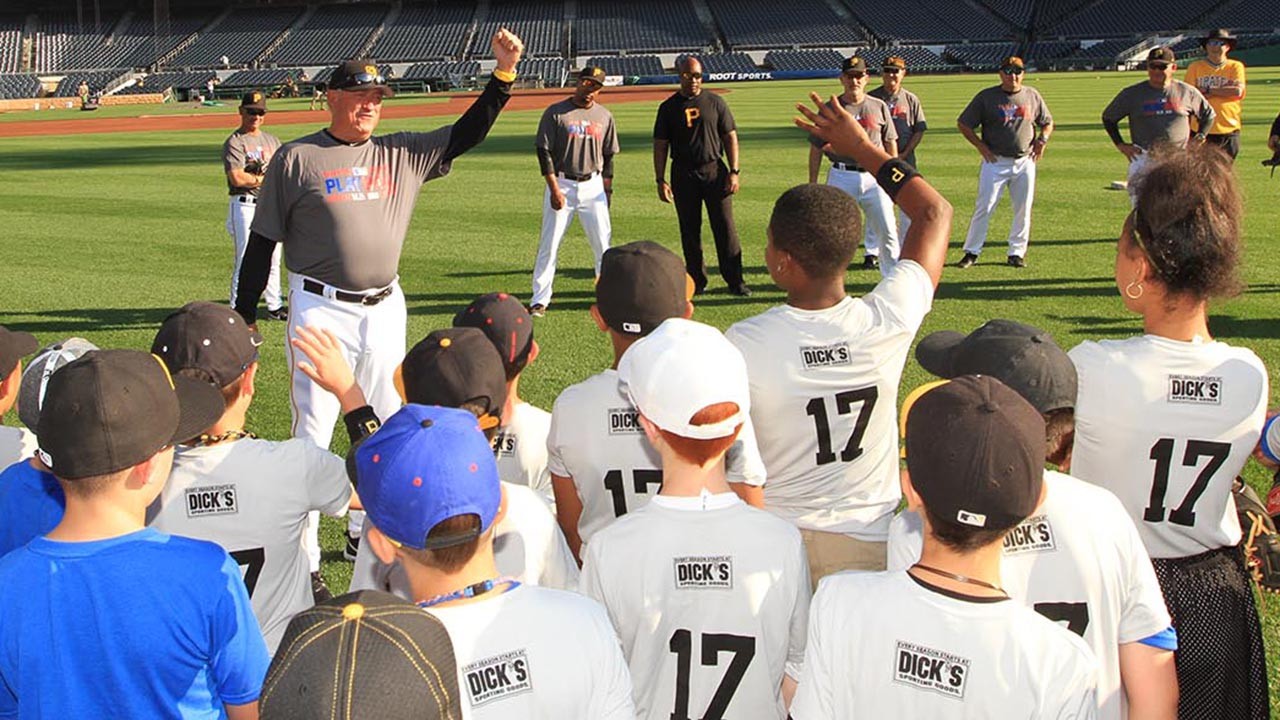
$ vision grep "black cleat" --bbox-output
[311,571,333,603]
[728,284,752,297]
[957,252,979,269]
[264,307,289,321]
[861,254,879,270]
[343,532,360,561]
[1007,255,1027,268]
[528,304,546,318]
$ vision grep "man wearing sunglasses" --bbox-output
[870,56,927,240]
[654,56,750,297]
[223,91,285,323]
[808,56,898,275]
[1184,29,1245,160]
[234,29,524,567]
[956,56,1053,269]
[530,66,619,317]
[1102,46,1213,204]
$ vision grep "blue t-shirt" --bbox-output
[0,460,64,557]
[0,528,270,719]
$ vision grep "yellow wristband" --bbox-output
[493,68,517,83]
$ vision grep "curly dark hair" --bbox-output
[768,184,860,279]
[1130,147,1243,300]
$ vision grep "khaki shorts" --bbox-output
[799,528,887,592]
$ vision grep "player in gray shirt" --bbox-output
[869,55,927,238]
[234,32,524,564]
[956,56,1053,269]
[809,56,899,273]
[530,66,619,315]
[1102,46,1213,203]
[223,92,284,321]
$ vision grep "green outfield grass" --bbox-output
[1,68,1278,708]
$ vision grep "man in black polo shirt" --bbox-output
[653,57,749,297]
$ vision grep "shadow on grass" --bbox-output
[0,144,220,171]
[1,305,207,335]
[1046,313,1278,341]
[937,275,1116,301]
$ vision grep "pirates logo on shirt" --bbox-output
[464,650,533,706]
[894,641,970,699]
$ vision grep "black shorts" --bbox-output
[1151,545,1268,720]
[1206,132,1240,159]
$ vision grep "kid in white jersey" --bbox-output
[889,319,1177,720]
[1069,149,1269,720]
[548,240,766,561]
[727,93,951,585]
[794,375,1098,719]
[455,292,554,504]
[582,319,810,719]
[148,303,355,653]
[357,404,634,719]
[292,325,580,595]
[0,326,38,468]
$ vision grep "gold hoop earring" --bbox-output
[1124,280,1144,300]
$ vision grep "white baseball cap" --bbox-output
[618,318,749,440]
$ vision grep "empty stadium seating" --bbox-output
[585,55,664,77]
[54,69,128,97]
[687,53,759,74]
[370,3,474,62]
[710,0,864,49]
[945,43,1018,70]
[221,68,301,89]
[764,49,844,71]
[1044,38,1141,68]
[264,5,387,67]
[858,46,953,72]
[982,0,1035,29]
[575,1,710,54]
[519,56,569,85]
[0,73,41,99]
[35,12,206,72]
[0,15,23,73]
[402,60,482,89]
[1198,0,1278,31]
[167,7,302,68]
[473,0,562,58]
[1046,0,1215,38]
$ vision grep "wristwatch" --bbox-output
[729,168,741,175]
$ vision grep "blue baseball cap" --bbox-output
[355,404,501,550]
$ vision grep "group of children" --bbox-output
[0,94,1271,720]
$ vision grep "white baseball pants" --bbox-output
[287,274,404,567]
[826,166,899,277]
[962,155,1037,258]
[530,173,611,307]
[226,196,283,311]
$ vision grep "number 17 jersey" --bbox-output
[725,260,934,539]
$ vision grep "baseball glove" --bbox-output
[1234,477,1280,594]
[244,158,266,176]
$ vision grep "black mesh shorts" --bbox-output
[1152,545,1269,720]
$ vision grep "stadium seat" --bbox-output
[575,1,710,54]
[709,0,865,49]
[369,3,474,62]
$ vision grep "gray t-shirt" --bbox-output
[811,94,897,170]
[958,85,1053,159]
[869,86,926,168]
[1101,80,1214,150]
[223,130,281,197]
[251,127,453,290]
[536,99,619,177]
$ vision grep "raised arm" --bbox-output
[442,29,524,162]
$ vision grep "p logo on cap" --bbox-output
[364,65,378,75]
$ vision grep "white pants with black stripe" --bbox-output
[962,155,1036,259]
[226,196,283,311]
[826,166,899,277]
[531,173,611,307]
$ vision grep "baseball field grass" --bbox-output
[2,68,1278,708]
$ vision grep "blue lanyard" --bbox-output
[417,577,521,608]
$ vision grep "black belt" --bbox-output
[832,162,866,172]
[302,279,394,306]
[231,194,257,203]
[557,171,595,181]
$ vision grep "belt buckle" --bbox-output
[362,287,392,305]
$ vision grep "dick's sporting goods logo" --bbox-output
[464,650,532,707]
[800,342,852,369]
[894,641,970,699]
[185,484,238,518]
[673,555,733,589]
[1167,375,1222,405]
[495,432,517,458]
[607,407,643,434]
[1003,514,1056,555]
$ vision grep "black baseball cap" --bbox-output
[905,375,1045,532]
[596,241,693,337]
[35,350,225,479]
[397,328,506,430]
[261,590,462,720]
[239,91,267,111]
[328,60,394,96]
[453,292,534,379]
[152,301,263,387]
[915,319,1076,414]
[580,66,606,84]
[1146,47,1176,64]
[0,325,37,379]
[1202,28,1237,48]
[841,56,867,74]
[883,56,907,70]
